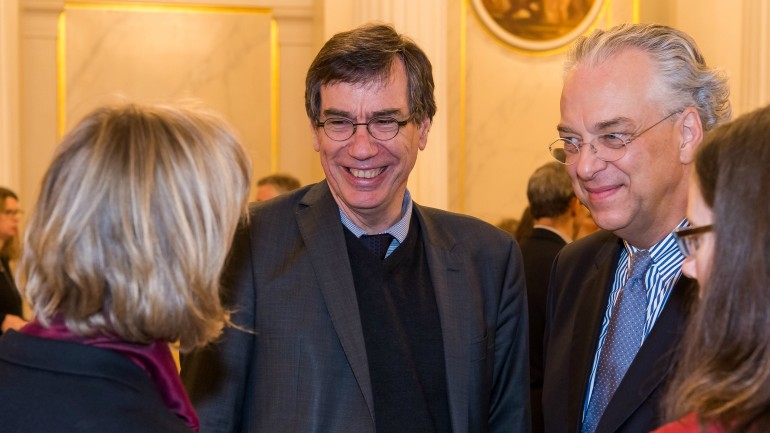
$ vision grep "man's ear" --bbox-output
[679,107,703,164]
[310,119,321,152]
[418,117,431,151]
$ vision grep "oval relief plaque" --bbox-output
[472,0,604,52]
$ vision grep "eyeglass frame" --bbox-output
[673,224,713,258]
[548,110,682,165]
[315,114,414,142]
[0,209,23,217]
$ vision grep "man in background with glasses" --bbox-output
[182,23,530,433]
[541,23,731,433]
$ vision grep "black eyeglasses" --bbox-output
[316,115,413,141]
[549,111,681,165]
[673,224,713,258]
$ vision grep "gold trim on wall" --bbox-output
[57,11,67,138]
[459,0,468,213]
[270,18,279,173]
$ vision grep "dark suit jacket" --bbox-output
[0,257,23,335]
[542,230,695,433]
[181,181,530,433]
[519,227,568,433]
[0,331,193,433]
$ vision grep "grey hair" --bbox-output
[565,23,732,131]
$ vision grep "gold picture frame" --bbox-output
[471,0,605,52]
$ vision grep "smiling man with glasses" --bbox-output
[541,23,731,433]
[182,23,530,433]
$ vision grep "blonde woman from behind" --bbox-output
[0,102,251,433]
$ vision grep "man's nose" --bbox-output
[348,126,379,159]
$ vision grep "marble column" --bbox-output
[19,0,63,207]
[740,0,770,113]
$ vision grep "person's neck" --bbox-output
[534,216,573,242]
[333,190,407,235]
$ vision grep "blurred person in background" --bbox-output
[0,102,251,433]
[572,202,599,240]
[519,161,583,433]
[0,187,26,334]
[255,173,301,201]
[496,216,520,236]
[515,206,535,243]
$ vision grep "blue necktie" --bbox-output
[360,233,393,260]
[582,250,653,433]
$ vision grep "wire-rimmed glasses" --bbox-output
[316,115,413,141]
[549,111,680,165]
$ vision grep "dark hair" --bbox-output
[0,186,20,260]
[305,23,436,124]
[514,206,534,244]
[566,23,731,132]
[257,173,301,193]
[527,162,574,219]
[663,104,770,432]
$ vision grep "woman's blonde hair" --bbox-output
[17,102,252,351]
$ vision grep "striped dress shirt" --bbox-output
[582,219,689,422]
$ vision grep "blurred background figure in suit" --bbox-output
[0,187,26,334]
[256,173,301,201]
[0,102,251,433]
[654,104,770,433]
[519,161,582,433]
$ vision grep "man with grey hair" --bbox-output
[542,23,731,433]
[519,161,582,433]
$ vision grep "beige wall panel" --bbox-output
[20,1,61,210]
[273,10,322,186]
[63,5,273,190]
[0,0,22,190]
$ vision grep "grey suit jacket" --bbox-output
[542,230,696,433]
[181,181,530,433]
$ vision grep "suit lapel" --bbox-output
[596,275,696,433]
[295,182,375,420]
[568,235,623,432]
[414,206,470,432]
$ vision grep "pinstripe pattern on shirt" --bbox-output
[582,219,689,421]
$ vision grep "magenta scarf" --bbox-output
[21,319,200,431]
